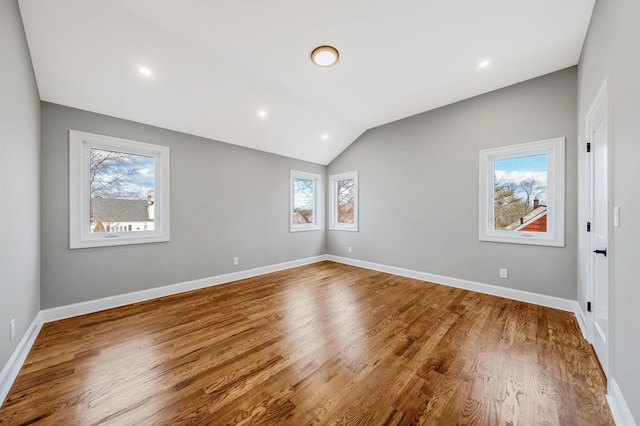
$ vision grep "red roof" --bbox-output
[520,213,547,232]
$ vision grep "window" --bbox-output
[290,170,322,232]
[69,130,170,248]
[329,171,358,231]
[479,137,565,247]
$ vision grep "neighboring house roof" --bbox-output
[520,213,547,232]
[507,206,547,232]
[91,198,153,222]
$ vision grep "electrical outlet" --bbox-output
[10,319,15,341]
[233,257,239,266]
[499,268,508,279]
[348,247,352,254]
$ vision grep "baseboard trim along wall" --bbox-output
[327,255,580,314]
[39,255,328,323]
[607,377,638,426]
[575,304,589,341]
[0,313,43,407]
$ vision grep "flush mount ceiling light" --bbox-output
[477,59,491,69]
[311,46,339,67]
[139,66,152,76]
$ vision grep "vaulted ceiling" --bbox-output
[18,0,595,165]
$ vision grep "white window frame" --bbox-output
[290,170,322,232]
[479,137,565,247]
[69,130,170,249]
[329,171,359,232]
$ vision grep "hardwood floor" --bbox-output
[0,261,613,425]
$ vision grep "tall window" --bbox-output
[329,171,358,231]
[290,170,321,232]
[479,137,564,247]
[69,130,170,248]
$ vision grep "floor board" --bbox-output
[0,261,613,425]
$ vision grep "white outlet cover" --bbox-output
[499,269,508,279]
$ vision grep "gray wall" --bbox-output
[0,0,41,372]
[328,68,578,300]
[578,0,640,420]
[41,103,325,308]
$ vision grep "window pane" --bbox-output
[493,153,547,232]
[293,177,314,225]
[336,178,355,224]
[90,148,156,234]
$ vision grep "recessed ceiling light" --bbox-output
[321,133,329,140]
[478,59,491,69]
[139,66,152,76]
[311,46,339,67]
[258,110,267,118]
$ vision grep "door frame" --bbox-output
[584,77,613,378]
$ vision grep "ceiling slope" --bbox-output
[18,0,594,165]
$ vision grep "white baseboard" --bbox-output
[40,255,328,323]
[575,304,589,341]
[608,377,637,426]
[0,312,43,406]
[327,255,579,313]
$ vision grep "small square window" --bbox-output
[479,137,565,247]
[329,171,358,231]
[290,170,322,232]
[69,130,170,248]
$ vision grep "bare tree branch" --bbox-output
[90,149,140,199]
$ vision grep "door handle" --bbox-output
[593,249,607,257]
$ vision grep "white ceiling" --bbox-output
[18,0,594,165]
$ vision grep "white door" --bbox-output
[587,83,609,377]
